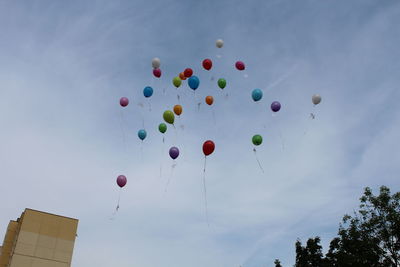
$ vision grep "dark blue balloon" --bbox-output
[143,86,153,98]
[138,129,147,140]
[188,76,200,90]
[252,89,263,102]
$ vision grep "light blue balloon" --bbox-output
[252,89,263,102]
[188,76,200,90]
[138,129,147,140]
[143,86,153,98]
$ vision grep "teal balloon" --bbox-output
[143,86,153,98]
[252,89,263,102]
[138,129,147,140]
[188,76,200,90]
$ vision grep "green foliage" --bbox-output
[276,186,400,267]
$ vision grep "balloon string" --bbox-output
[160,137,165,179]
[119,111,127,158]
[148,101,152,112]
[164,162,177,193]
[110,189,122,220]
[253,148,265,173]
[203,157,210,227]
[212,108,216,126]
[140,141,143,163]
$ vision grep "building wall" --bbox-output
[1,209,78,267]
[0,221,19,267]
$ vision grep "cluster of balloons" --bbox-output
[115,38,323,215]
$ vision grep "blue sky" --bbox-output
[1,0,400,266]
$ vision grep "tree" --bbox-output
[295,237,329,267]
[282,186,400,267]
[274,259,282,267]
[325,186,400,266]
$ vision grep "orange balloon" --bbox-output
[173,104,183,116]
[205,96,214,105]
[179,72,186,80]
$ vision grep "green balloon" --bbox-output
[163,110,175,124]
[158,123,167,133]
[252,134,263,146]
[218,78,226,89]
[173,77,182,88]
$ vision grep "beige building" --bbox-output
[0,209,78,267]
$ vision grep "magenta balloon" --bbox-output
[117,175,127,188]
[235,61,245,71]
[120,97,129,107]
[271,101,281,112]
[169,147,179,160]
[153,68,162,78]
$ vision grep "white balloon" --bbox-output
[152,57,161,69]
[216,39,224,48]
[312,94,322,105]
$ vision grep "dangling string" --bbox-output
[253,148,265,173]
[148,101,152,112]
[272,113,285,151]
[119,110,127,155]
[110,188,122,220]
[164,161,177,193]
[211,108,216,125]
[197,102,201,111]
[203,156,210,227]
[160,136,165,179]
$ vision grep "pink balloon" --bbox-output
[117,175,127,188]
[120,97,129,107]
[153,68,161,78]
[235,61,245,71]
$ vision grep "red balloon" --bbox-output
[202,140,215,156]
[184,68,193,77]
[120,97,129,107]
[202,59,212,70]
[235,61,245,71]
[153,68,161,78]
[117,175,127,188]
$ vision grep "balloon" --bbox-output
[152,57,160,69]
[205,96,214,105]
[117,175,127,188]
[143,86,153,98]
[153,68,161,78]
[169,146,179,160]
[203,140,215,156]
[188,76,200,90]
[252,89,263,102]
[173,104,182,116]
[158,123,167,134]
[216,39,224,48]
[202,59,212,70]
[271,101,281,112]
[163,110,175,124]
[120,97,129,107]
[252,135,263,146]
[173,77,182,88]
[235,61,245,71]
[184,68,193,78]
[312,94,321,105]
[217,78,226,89]
[138,129,147,140]
[179,72,187,80]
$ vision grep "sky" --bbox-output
[0,0,400,266]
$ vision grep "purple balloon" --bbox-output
[120,97,129,107]
[117,175,127,188]
[271,101,281,112]
[169,147,179,160]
